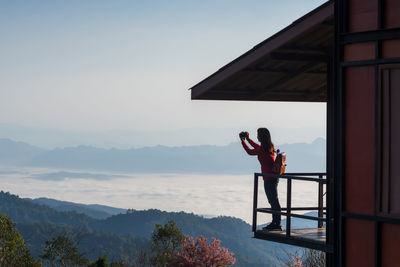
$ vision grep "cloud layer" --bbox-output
[0,167,321,223]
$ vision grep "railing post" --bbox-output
[252,173,258,232]
[318,174,324,228]
[286,178,292,237]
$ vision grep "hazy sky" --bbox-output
[0,0,327,138]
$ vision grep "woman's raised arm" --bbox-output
[241,139,258,155]
[246,137,260,149]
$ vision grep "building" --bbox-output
[190,1,400,266]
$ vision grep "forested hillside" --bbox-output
[0,191,293,266]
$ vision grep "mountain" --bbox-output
[0,191,295,266]
[0,191,96,227]
[0,138,43,165]
[26,197,126,219]
[0,123,325,149]
[278,137,326,172]
[0,138,325,174]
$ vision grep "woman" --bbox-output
[240,128,282,231]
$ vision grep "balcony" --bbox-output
[252,172,332,253]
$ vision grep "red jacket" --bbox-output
[241,138,275,181]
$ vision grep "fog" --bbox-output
[0,167,322,224]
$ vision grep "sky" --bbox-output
[0,0,328,147]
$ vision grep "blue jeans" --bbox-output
[264,179,281,225]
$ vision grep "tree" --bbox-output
[88,256,110,267]
[172,235,236,267]
[151,221,184,267]
[301,249,325,267]
[0,214,40,266]
[40,234,88,267]
[137,249,151,267]
[88,255,128,267]
[287,255,303,267]
[285,249,325,267]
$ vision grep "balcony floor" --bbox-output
[254,227,333,252]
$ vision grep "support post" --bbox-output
[318,174,324,228]
[252,173,258,232]
[286,178,292,237]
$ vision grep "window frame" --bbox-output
[377,63,400,218]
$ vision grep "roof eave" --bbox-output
[190,1,334,102]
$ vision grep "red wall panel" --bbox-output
[382,39,400,58]
[345,66,375,215]
[344,42,375,61]
[346,219,375,267]
[381,223,400,266]
[348,0,378,32]
[384,0,400,28]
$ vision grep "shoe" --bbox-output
[262,223,282,231]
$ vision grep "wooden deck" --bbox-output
[254,227,332,252]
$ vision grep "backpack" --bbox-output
[272,149,286,174]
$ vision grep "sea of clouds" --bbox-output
[0,167,322,224]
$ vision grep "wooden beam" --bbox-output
[243,67,326,74]
[270,52,328,62]
[308,84,327,101]
[195,88,326,102]
[278,45,330,55]
[211,89,252,94]
[252,61,325,99]
[243,67,290,74]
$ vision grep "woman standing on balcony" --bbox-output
[240,128,282,231]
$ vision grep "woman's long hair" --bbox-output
[257,128,275,154]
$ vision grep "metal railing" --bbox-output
[252,172,327,238]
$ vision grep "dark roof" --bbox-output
[190,1,333,102]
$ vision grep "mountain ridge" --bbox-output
[0,137,326,174]
[26,197,126,219]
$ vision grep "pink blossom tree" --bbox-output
[171,235,236,267]
[288,255,303,267]
[285,249,325,267]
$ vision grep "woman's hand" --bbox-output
[239,131,248,141]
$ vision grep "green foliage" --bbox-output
[17,222,150,263]
[151,221,184,267]
[40,234,88,267]
[89,256,110,267]
[0,213,40,266]
[1,192,291,266]
[88,255,129,267]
